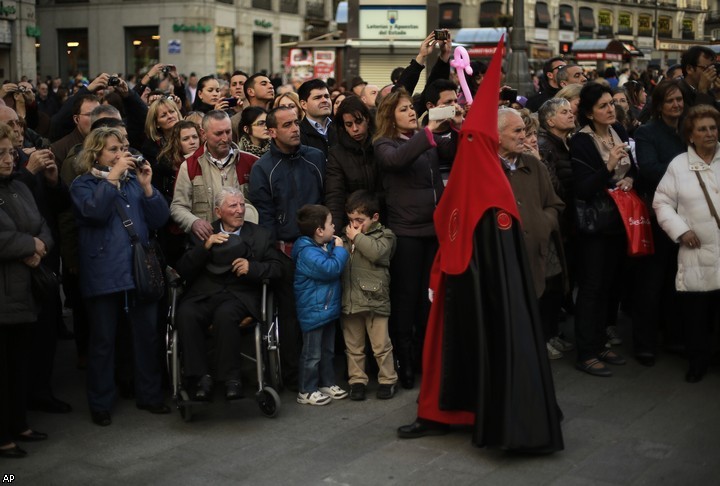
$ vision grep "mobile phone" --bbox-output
[428,105,456,121]
[501,88,518,103]
[714,63,720,73]
[434,29,449,41]
[223,97,239,108]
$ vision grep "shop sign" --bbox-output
[173,23,213,33]
[313,50,335,80]
[0,1,16,20]
[467,46,497,57]
[254,19,272,29]
[575,52,622,61]
[26,25,41,38]
[168,39,181,54]
[359,5,426,40]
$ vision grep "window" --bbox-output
[125,27,160,78]
[535,3,550,28]
[479,1,503,28]
[439,3,461,29]
[638,14,653,37]
[617,12,633,36]
[683,18,695,40]
[58,29,89,80]
[281,0,298,14]
[216,27,235,75]
[559,5,575,30]
[597,9,612,36]
[252,0,272,10]
[658,16,672,39]
[306,0,325,19]
[579,7,596,33]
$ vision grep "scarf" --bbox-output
[238,136,270,158]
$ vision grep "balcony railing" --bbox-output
[306,0,325,19]
[253,0,272,10]
[281,0,298,13]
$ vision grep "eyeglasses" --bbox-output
[0,148,18,159]
[551,64,567,73]
[252,120,267,127]
[695,64,713,71]
[5,119,23,128]
[77,112,93,117]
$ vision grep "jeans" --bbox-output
[85,292,163,412]
[299,323,336,393]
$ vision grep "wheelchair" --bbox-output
[165,266,282,421]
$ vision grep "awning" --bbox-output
[571,39,641,60]
[535,3,551,28]
[558,5,575,29]
[579,8,595,31]
[454,27,507,45]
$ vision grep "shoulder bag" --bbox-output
[116,201,165,303]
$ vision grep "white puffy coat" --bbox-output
[653,144,720,291]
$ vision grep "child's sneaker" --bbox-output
[349,383,366,401]
[319,385,348,400]
[376,383,397,400]
[296,391,331,406]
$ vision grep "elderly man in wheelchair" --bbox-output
[175,186,283,401]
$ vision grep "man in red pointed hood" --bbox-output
[397,40,564,453]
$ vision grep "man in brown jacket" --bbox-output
[497,108,567,359]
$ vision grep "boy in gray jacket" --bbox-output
[341,191,398,400]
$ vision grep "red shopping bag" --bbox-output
[607,188,654,257]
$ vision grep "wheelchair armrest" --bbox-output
[165,266,183,288]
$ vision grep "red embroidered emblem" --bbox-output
[449,209,459,241]
[497,211,512,230]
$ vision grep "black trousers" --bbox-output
[0,324,30,446]
[26,289,61,403]
[65,271,89,360]
[177,292,250,381]
[273,254,301,386]
[389,235,437,365]
[631,222,680,355]
[574,232,627,361]
[679,290,720,368]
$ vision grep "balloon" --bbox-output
[450,46,474,105]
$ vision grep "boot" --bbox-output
[397,343,415,389]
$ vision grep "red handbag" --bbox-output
[607,188,655,257]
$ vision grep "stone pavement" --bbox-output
[5,318,720,486]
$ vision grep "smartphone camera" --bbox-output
[501,88,518,103]
[434,29,449,41]
[223,97,239,108]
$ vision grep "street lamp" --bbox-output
[505,0,534,97]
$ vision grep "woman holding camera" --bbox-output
[191,76,232,114]
[569,83,637,377]
[70,127,170,426]
[373,88,456,389]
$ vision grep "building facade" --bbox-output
[0,0,40,80]
[36,0,334,79]
[438,0,714,68]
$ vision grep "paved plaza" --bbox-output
[5,318,720,485]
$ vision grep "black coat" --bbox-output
[175,220,283,320]
[0,176,53,325]
[299,117,337,158]
[538,128,572,201]
[325,129,382,229]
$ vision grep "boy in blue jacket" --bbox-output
[292,204,350,405]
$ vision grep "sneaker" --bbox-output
[376,383,397,400]
[296,391,331,406]
[549,335,575,352]
[546,342,564,360]
[319,385,348,400]
[349,383,367,401]
[606,326,623,345]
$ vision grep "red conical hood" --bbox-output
[434,37,520,275]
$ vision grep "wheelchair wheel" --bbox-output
[268,347,283,392]
[256,387,280,418]
[178,390,193,422]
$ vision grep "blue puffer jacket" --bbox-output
[292,236,349,332]
[70,173,169,298]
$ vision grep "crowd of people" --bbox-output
[2,30,720,458]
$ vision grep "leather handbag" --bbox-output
[575,190,621,234]
[31,264,60,301]
[116,202,165,303]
